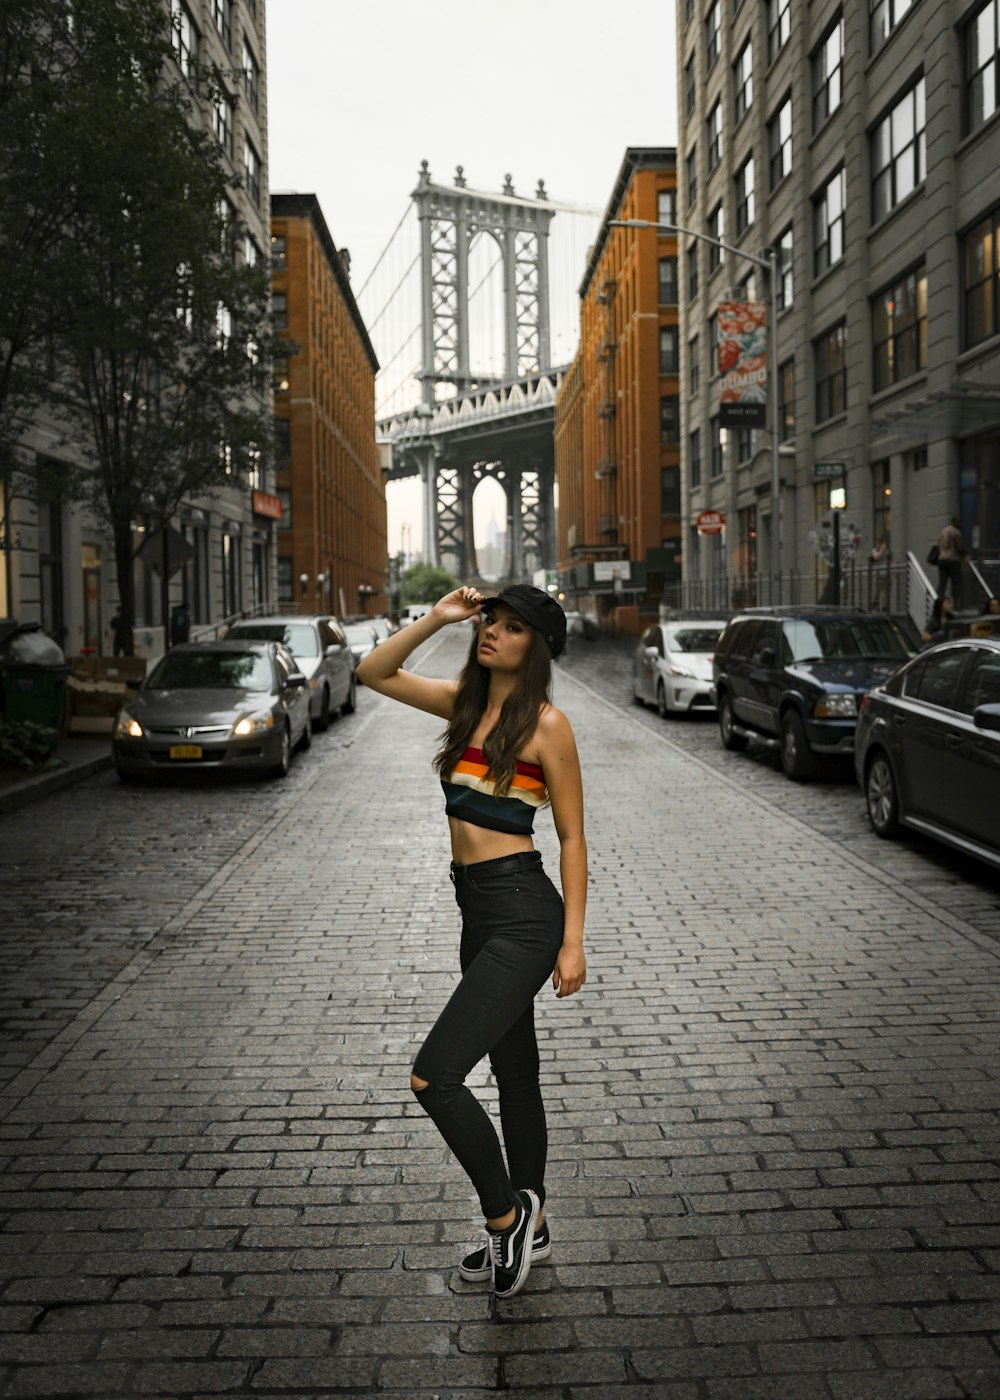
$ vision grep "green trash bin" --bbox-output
[0,625,69,730]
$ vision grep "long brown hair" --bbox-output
[433,623,552,796]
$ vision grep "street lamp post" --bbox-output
[609,218,783,603]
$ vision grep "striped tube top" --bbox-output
[441,746,548,835]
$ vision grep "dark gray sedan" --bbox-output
[855,637,1000,870]
[112,640,311,782]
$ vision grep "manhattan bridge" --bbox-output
[356,163,601,584]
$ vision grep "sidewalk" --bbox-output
[0,736,112,817]
[0,626,998,1397]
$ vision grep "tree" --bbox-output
[1,0,283,642]
[404,562,461,603]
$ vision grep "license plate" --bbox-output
[169,744,203,760]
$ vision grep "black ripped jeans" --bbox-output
[411,850,565,1220]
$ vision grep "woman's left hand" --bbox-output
[552,944,587,998]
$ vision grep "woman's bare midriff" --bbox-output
[448,815,535,866]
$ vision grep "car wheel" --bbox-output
[315,686,331,732]
[718,693,748,751]
[341,675,357,715]
[270,724,291,779]
[298,713,312,752]
[866,750,900,838]
[780,709,816,781]
[656,682,670,719]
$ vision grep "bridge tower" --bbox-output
[408,163,557,576]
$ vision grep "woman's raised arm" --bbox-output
[355,586,483,719]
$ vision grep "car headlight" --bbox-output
[114,712,143,739]
[232,710,274,737]
[669,665,696,680]
[815,693,857,718]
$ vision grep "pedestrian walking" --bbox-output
[357,584,587,1299]
[869,534,891,611]
[935,516,967,610]
[109,605,131,657]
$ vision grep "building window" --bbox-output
[244,137,260,207]
[272,291,288,331]
[211,0,231,49]
[271,233,287,268]
[708,310,719,359]
[277,556,293,603]
[815,321,848,420]
[686,53,697,114]
[170,0,198,82]
[769,96,793,188]
[708,204,724,270]
[243,38,259,113]
[660,325,680,374]
[661,467,681,515]
[244,234,259,267]
[706,0,721,68]
[780,359,795,439]
[963,205,1000,348]
[964,0,1000,133]
[657,189,676,227]
[734,41,754,122]
[814,168,846,276]
[690,428,702,487]
[813,15,845,129]
[736,427,754,462]
[777,225,794,310]
[660,396,680,443]
[872,459,892,543]
[735,157,755,233]
[871,79,926,221]
[687,148,698,208]
[707,101,722,170]
[273,356,290,394]
[873,265,927,388]
[659,256,678,304]
[690,335,700,395]
[275,418,290,468]
[212,92,233,156]
[871,0,914,54]
[710,416,724,475]
[688,241,699,300]
[768,0,791,63]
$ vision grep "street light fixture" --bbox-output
[609,217,783,601]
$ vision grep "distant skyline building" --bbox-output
[676,0,1000,606]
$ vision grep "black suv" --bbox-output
[711,607,915,780]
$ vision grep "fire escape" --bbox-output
[595,279,618,540]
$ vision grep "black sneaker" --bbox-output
[488,1188,540,1299]
[459,1218,552,1281]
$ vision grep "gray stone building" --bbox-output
[1,0,275,657]
[676,0,1000,610]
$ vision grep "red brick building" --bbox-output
[271,194,386,617]
[555,148,679,634]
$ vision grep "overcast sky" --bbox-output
[267,0,676,557]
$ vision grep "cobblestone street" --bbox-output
[1,625,999,1398]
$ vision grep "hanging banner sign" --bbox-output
[696,510,726,536]
[718,301,768,428]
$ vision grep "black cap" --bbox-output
[479,585,567,658]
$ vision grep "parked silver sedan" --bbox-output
[633,619,727,716]
[228,615,355,730]
[112,640,311,782]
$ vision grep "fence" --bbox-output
[663,560,910,617]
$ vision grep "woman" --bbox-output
[357,583,587,1299]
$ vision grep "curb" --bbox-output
[0,751,113,817]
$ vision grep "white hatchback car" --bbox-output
[633,619,727,716]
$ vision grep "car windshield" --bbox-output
[147,651,273,690]
[666,625,723,653]
[230,623,319,657]
[344,625,374,645]
[783,618,912,663]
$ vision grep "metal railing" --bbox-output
[663,560,911,616]
[189,599,275,643]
